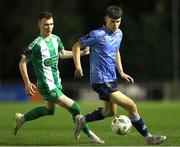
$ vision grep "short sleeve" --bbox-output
[79,31,97,47]
[22,40,37,61]
[57,37,64,52]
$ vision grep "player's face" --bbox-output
[38,17,54,37]
[105,16,121,32]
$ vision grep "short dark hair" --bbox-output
[106,5,122,19]
[38,11,53,21]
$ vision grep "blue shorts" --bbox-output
[92,81,118,101]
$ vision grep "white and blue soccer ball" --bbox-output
[111,115,132,135]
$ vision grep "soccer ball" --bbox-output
[111,115,132,135]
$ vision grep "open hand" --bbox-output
[120,72,134,84]
[25,82,36,96]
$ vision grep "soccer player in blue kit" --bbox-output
[72,5,166,145]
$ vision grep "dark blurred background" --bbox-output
[0,0,179,101]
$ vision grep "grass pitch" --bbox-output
[0,100,180,146]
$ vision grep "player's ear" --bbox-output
[105,16,108,23]
[37,20,41,29]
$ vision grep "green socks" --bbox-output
[68,102,90,135]
[24,106,54,121]
[23,103,90,136]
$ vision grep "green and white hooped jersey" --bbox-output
[23,34,64,91]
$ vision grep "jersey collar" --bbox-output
[102,25,116,34]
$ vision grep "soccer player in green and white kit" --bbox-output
[13,11,104,144]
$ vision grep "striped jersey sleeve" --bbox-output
[22,37,39,61]
[56,36,64,52]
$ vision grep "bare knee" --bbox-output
[127,99,138,116]
[104,109,116,117]
[45,102,55,115]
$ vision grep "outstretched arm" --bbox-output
[116,50,134,84]
[72,41,84,78]
[59,47,89,59]
[19,58,36,96]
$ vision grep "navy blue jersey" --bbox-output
[79,26,123,84]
